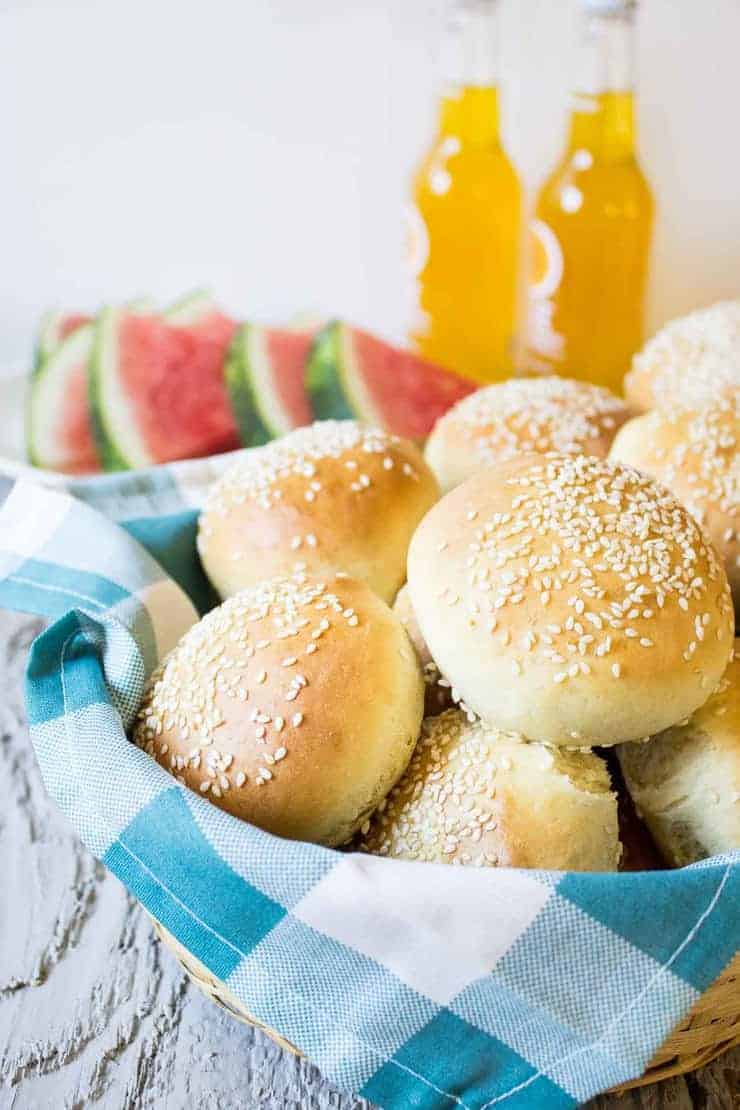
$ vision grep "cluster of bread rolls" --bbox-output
[132,304,740,873]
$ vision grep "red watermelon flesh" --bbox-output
[61,357,100,473]
[119,314,240,463]
[59,313,92,341]
[51,315,97,474]
[265,328,314,427]
[350,327,476,439]
[59,317,98,474]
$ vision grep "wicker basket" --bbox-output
[152,920,740,1094]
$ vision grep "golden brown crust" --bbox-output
[408,454,735,747]
[425,376,631,493]
[132,572,425,847]
[197,421,439,604]
[609,400,740,613]
[618,643,740,866]
[624,301,740,413]
[357,710,621,871]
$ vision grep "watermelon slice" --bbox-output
[27,299,156,474]
[90,305,240,470]
[27,323,100,474]
[225,323,314,446]
[306,322,476,440]
[33,311,92,373]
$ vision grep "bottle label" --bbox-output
[404,203,430,279]
[527,219,565,362]
[404,203,432,337]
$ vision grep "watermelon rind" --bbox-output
[164,288,218,326]
[305,322,355,423]
[33,311,66,376]
[306,322,388,427]
[27,323,94,469]
[89,306,153,471]
[226,324,305,447]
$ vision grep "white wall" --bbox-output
[2,0,739,366]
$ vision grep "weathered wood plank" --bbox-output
[0,610,735,1109]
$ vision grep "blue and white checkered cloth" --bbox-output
[0,454,737,1110]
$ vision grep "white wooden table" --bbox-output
[1,610,737,1109]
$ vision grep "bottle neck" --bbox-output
[567,5,638,161]
[438,0,502,146]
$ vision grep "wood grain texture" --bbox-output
[0,609,737,1110]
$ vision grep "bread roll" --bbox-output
[198,421,439,604]
[618,643,740,866]
[624,300,740,413]
[357,710,621,871]
[133,572,424,847]
[609,399,740,612]
[393,584,452,715]
[408,453,734,747]
[425,376,631,492]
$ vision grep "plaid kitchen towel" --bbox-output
[0,458,738,1110]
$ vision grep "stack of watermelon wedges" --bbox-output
[26,291,476,475]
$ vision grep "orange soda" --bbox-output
[407,0,522,384]
[523,0,654,393]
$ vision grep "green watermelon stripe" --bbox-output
[32,311,62,377]
[88,309,131,472]
[224,326,274,448]
[305,322,354,422]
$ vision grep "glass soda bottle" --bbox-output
[523,0,654,392]
[407,0,522,384]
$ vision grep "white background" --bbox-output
[2,0,739,367]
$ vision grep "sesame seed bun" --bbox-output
[132,572,424,847]
[197,421,439,605]
[609,399,740,614]
[357,710,621,871]
[393,584,452,716]
[624,300,740,413]
[424,376,631,493]
[618,642,740,866]
[407,454,735,747]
